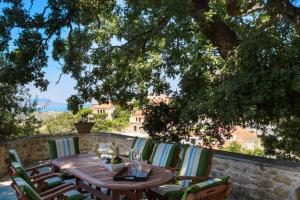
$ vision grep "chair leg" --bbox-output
[107,189,111,196]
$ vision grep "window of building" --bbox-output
[134,126,137,131]
[139,118,141,122]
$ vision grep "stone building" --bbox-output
[91,102,115,120]
[128,94,171,134]
[129,108,146,134]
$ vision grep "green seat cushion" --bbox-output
[48,137,80,160]
[45,177,64,188]
[131,137,153,160]
[152,184,184,200]
[150,142,179,167]
[8,149,23,167]
[13,177,42,200]
[182,176,229,200]
[11,162,36,190]
[64,190,86,200]
[178,146,210,188]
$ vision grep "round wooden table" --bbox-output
[52,154,174,200]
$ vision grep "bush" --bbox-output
[41,112,76,134]
[223,141,264,157]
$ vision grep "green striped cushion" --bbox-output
[150,142,179,167]
[151,184,183,200]
[178,146,210,188]
[13,177,43,200]
[182,176,229,200]
[48,137,80,160]
[131,137,152,160]
[8,149,23,167]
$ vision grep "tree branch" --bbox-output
[267,0,300,35]
[190,0,239,58]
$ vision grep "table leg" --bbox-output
[112,189,121,200]
[135,190,143,200]
[96,186,101,200]
[89,184,94,199]
[76,178,82,192]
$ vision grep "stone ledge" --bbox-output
[214,150,300,171]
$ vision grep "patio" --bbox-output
[1,133,299,200]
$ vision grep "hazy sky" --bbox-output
[2,0,300,103]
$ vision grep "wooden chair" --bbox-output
[149,146,213,200]
[130,137,154,161]
[6,160,69,193]
[183,177,232,200]
[48,137,80,178]
[149,142,180,168]
[11,177,86,200]
[48,137,80,160]
[8,149,52,176]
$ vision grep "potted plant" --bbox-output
[74,108,95,134]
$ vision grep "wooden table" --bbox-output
[52,154,174,200]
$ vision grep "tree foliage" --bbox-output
[223,141,264,157]
[41,112,76,134]
[1,0,300,158]
[92,106,130,132]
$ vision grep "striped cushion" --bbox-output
[8,149,23,167]
[182,176,229,200]
[151,184,183,200]
[150,142,179,167]
[131,137,152,161]
[48,137,80,160]
[178,146,210,188]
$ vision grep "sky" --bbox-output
[2,0,300,103]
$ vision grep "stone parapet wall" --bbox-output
[0,133,299,199]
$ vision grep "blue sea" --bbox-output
[36,105,68,112]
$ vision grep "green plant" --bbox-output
[223,141,265,157]
[75,108,93,122]
[41,112,76,134]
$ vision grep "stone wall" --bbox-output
[0,133,299,200]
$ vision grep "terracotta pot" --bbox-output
[74,122,94,134]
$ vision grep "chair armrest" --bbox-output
[177,176,210,183]
[165,167,178,173]
[32,173,61,184]
[42,185,77,200]
[26,162,52,176]
[30,172,53,180]
[25,162,52,172]
[226,180,233,196]
[40,183,74,197]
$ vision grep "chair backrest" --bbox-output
[182,176,230,200]
[8,149,23,167]
[149,142,179,168]
[11,177,42,200]
[131,137,153,161]
[8,161,36,190]
[178,146,213,188]
[48,137,80,160]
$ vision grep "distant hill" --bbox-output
[34,98,68,112]
[33,98,91,112]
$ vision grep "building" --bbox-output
[147,94,171,105]
[91,102,115,120]
[223,126,259,149]
[129,108,146,134]
[128,94,171,134]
